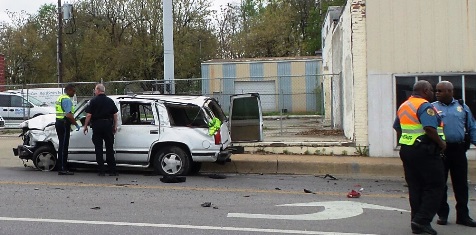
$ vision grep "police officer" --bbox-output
[83,84,118,176]
[432,81,476,227]
[55,84,80,175]
[393,80,446,235]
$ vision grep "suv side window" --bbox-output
[165,104,207,127]
[121,102,154,125]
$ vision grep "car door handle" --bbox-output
[150,130,159,134]
[9,109,14,111]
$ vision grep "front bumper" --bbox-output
[13,145,34,160]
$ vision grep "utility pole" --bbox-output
[163,0,175,94]
[57,0,63,85]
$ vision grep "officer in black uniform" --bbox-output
[83,84,119,176]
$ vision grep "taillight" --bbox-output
[214,129,221,145]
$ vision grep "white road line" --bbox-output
[0,216,377,235]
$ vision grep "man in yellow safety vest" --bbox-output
[55,84,80,175]
[393,80,446,235]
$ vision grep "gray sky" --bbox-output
[0,0,238,24]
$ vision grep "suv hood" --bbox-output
[19,114,56,130]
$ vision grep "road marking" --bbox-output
[228,201,409,220]
[0,180,407,198]
[0,216,376,235]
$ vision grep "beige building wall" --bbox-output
[291,62,306,112]
[236,64,250,81]
[209,64,222,93]
[367,0,476,74]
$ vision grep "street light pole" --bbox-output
[57,0,63,85]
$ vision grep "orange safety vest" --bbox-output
[397,96,445,145]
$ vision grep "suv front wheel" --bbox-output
[153,146,190,176]
[33,145,57,171]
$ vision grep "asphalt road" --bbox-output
[1,166,475,235]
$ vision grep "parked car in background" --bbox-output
[13,94,263,176]
[0,92,56,127]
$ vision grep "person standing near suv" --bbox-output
[83,84,119,176]
[55,84,80,175]
[432,81,476,227]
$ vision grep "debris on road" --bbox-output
[347,190,361,198]
[316,174,338,180]
[160,176,186,183]
[208,174,227,179]
[201,202,212,207]
[91,206,101,210]
[275,187,281,190]
[303,189,315,194]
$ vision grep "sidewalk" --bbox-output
[202,154,476,182]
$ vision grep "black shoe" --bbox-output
[456,218,476,227]
[58,171,74,175]
[98,172,106,176]
[436,217,447,225]
[411,222,437,235]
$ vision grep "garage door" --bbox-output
[234,81,276,112]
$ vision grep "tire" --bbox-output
[33,145,57,171]
[153,146,190,176]
[189,162,202,175]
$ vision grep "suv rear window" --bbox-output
[166,104,207,127]
[205,99,226,122]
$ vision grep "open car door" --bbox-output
[229,93,263,142]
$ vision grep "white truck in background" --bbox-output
[7,88,65,107]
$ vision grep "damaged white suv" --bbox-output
[13,94,262,176]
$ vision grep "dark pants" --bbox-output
[437,143,470,220]
[55,119,71,172]
[400,144,445,225]
[91,119,116,173]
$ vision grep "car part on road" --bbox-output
[159,175,186,183]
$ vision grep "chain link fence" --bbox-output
[1,76,326,133]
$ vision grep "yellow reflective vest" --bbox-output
[397,96,445,145]
[55,94,75,119]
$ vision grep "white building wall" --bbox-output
[341,3,355,141]
[322,2,355,140]
[350,0,368,147]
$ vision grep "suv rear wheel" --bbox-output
[153,146,190,176]
[33,145,57,171]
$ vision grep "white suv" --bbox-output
[13,94,263,176]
